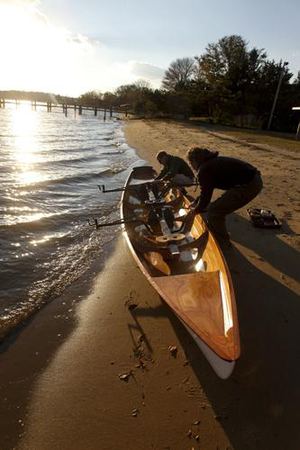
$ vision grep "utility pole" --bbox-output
[267,61,289,130]
[292,107,300,140]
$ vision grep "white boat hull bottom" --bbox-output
[180,319,235,379]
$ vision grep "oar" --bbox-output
[88,205,197,233]
[97,179,162,193]
[87,217,153,232]
[98,180,199,194]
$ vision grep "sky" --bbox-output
[0,0,299,97]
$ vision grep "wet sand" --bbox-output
[1,119,300,450]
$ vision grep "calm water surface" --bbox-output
[0,103,141,338]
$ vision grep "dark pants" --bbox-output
[207,172,263,242]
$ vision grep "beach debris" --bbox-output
[131,408,139,417]
[124,290,139,310]
[135,359,146,370]
[168,345,178,357]
[118,371,132,382]
[192,420,200,426]
[187,429,200,442]
[133,346,144,359]
[138,334,145,343]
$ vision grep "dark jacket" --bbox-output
[157,155,194,180]
[195,155,258,211]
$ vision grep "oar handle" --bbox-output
[87,217,153,232]
[98,185,126,193]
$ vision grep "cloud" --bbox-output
[128,61,166,89]
[130,62,165,82]
[67,32,102,48]
[0,1,163,95]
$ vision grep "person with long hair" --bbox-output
[187,147,263,246]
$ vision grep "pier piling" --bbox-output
[0,99,117,117]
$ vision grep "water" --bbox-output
[0,103,141,339]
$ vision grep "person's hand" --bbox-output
[188,199,198,209]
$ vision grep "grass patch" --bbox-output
[189,120,300,153]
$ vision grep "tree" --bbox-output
[162,57,195,91]
[194,35,271,123]
[102,91,117,108]
[195,35,267,95]
[293,71,300,86]
[78,90,103,106]
[113,82,157,115]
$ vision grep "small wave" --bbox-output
[14,167,118,189]
[0,215,119,342]
[101,150,125,156]
[0,198,120,231]
[0,211,66,231]
[46,154,101,166]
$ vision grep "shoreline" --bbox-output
[0,118,299,450]
[0,238,119,449]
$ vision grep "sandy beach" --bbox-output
[1,119,300,450]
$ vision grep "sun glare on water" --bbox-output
[10,105,46,186]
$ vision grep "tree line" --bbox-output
[80,35,300,132]
[1,35,299,132]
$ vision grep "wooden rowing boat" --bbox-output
[120,166,240,379]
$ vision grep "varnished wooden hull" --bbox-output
[121,166,240,379]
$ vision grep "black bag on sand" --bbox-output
[247,207,281,229]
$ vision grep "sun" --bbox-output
[0,1,139,96]
[0,2,84,94]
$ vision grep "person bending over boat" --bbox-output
[155,151,194,186]
[187,147,263,246]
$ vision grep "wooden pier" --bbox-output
[0,99,125,119]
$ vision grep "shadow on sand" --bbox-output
[131,212,300,449]
[195,214,299,449]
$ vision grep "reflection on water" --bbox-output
[12,105,45,188]
[0,102,140,339]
